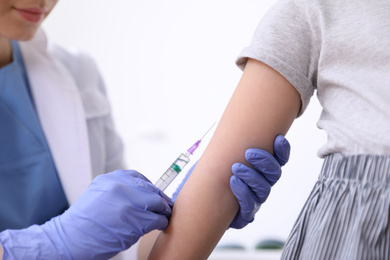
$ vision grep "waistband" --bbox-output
[320,153,390,184]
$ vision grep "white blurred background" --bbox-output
[43,0,326,259]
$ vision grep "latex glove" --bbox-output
[171,135,290,228]
[0,170,173,260]
[230,135,290,228]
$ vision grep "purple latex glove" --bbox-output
[171,135,290,229]
[0,170,173,260]
[229,135,290,228]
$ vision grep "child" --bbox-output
[148,0,390,259]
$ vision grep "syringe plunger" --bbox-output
[154,151,191,191]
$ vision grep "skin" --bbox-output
[0,2,298,259]
[0,1,57,258]
[147,58,301,259]
[0,0,58,68]
[138,230,161,260]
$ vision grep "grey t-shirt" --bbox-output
[236,0,390,158]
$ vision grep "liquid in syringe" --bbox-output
[154,123,215,191]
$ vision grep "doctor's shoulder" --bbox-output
[30,30,114,126]
[48,43,102,88]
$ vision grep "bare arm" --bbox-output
[0,244,3,259]
[138,230,160,260]
[148,59,301,259]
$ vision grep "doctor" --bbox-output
[0,0,291,259]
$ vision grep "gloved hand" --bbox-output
[229,135,290,228]
[0,170,173,260]
[171,135,290,228]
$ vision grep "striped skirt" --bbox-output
[281,153,390,260]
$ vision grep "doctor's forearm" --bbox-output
[148,59,301,259]
[0,244,3,260]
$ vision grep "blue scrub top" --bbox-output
[0,41,69,231]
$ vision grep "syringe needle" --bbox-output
[154,122,216,191]
[200,122,216,140]
[187,122,216,155]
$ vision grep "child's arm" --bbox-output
[148,58,301,259]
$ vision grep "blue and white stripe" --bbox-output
[282,153,390,260]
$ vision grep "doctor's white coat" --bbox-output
[19,29,125,206]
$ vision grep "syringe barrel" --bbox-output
[155,152,191,191]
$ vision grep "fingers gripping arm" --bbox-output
[148,59,301,259]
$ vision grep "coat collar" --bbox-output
[19,29,93,205]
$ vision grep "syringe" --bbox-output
[155,123,215,191]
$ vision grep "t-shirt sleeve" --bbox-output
[236,0,320,116]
